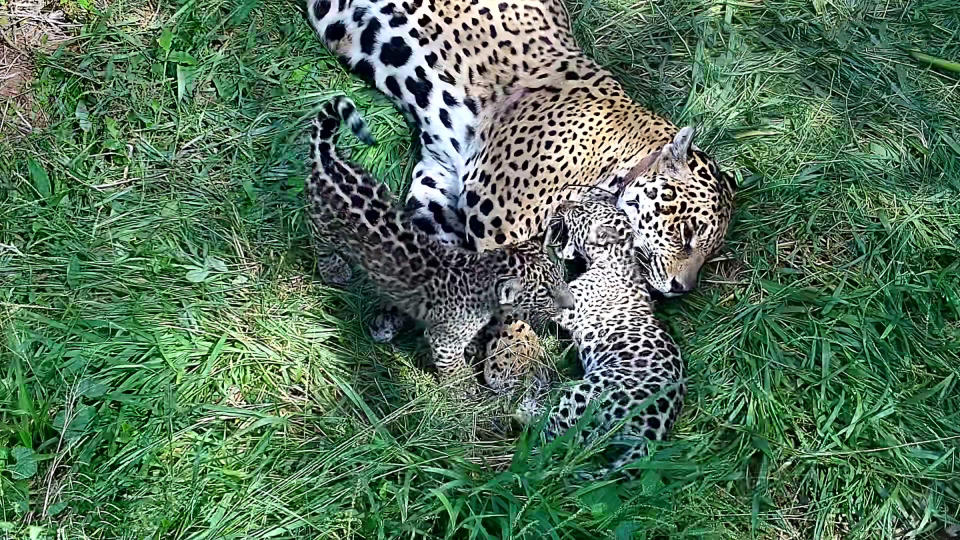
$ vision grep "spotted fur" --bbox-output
[305,0,736,299]
[307,97,574,393]
[521,196,685,477]
[465,318,547,395]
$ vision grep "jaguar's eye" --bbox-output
[626,199,641,210]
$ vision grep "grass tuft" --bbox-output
[1,0,959,537]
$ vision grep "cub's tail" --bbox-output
[306,97,429,290]
[307,96,391,236]
[312,96,376,150]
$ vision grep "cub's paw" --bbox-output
[316,253,352,285]
[368,308,408,343]
[481,321,544,394]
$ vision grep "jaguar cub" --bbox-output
[524,196,686,477]
[306,97,573,393]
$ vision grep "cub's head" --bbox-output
[616,127,736,297]
[496,242,574,325]
[547,197,633,266]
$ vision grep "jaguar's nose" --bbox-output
[669,278,691,294]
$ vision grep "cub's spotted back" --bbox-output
[524,197,686,478]
[306,97,574,394]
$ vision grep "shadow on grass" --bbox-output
[1,0,958,537]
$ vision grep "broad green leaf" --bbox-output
[177,64,197,101]
[104,116,120,138]
[640,469,664,495]
[580,483,621,517]
[208,257,228,273]
[103,139,124,151]
[53,405,97,440]
[168,51,197,65]
[186,268,210,283]
[241,178,256,202]
[76,101,92,132]
[160,200,180,217]
[614,521,642,540]
[9,446,37,480]
[77,379,107,399]
[213,76,236,100]
[47,502,69,517]
[27,158,51,198]
[751,436,773,458]
[158,27,173,52]
[66,255,81,288]
[230,0,258,24]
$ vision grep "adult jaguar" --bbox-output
[303,0,737,298]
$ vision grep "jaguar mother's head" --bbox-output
[616,127,737,297]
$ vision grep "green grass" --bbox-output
[2,0,959,537]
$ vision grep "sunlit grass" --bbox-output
[1,0,958,537]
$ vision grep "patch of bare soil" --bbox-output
[0,1,76,135]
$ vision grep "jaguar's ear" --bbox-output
[496,277,522,306]
[669,126,696,161]
[656,126,696,175]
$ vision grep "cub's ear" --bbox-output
[496,277,522,306]
[722,170,738,196]
[543,212,561,247]
[656,126,696,175]
[543,217,571,258]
